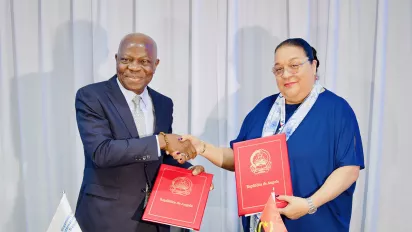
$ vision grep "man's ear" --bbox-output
[153,59,160,72]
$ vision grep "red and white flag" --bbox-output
[256,192,288,232]
[46,193,82,232]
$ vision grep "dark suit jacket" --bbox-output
[74,75,190,232]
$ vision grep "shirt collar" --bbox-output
[116,77,149,109]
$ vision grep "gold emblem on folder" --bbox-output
[170,177,193,196]
[250,149,272,174]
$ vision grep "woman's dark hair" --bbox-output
[275,38,320,72]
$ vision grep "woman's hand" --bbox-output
[277,195,310,220]
[166,135,204,163]
[179,135,204,155]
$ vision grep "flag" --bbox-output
[255,192,288,232]
[46,192,82,232]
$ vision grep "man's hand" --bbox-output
[159,133,197,161]
[188,165,214,191]
[179,135,203,154]
[167,135,205,164]
[277,195,310,220]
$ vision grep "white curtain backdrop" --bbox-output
[1,0,411,231]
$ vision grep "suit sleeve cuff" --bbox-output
[156,135,161,157]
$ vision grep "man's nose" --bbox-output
[128,62,142,71]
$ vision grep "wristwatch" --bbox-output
[306,197,317,214]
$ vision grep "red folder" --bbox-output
[233,133,293,216]
[142,164,213,231]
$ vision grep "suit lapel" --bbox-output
[148,87,164,135]
[105,75,139,138]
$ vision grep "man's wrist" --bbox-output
[158,132,167,150]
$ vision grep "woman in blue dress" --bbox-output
[175,38,365,232]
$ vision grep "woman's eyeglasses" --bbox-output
[272,58,310,77]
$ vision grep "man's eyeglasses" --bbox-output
[272,58,310,77]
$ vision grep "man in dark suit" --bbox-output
[74,33,203,232]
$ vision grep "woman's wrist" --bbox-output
[198,141,207,156]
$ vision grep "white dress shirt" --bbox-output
[117,78,161,157]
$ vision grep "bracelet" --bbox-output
[159,132,169,150]
[199,141,206,155]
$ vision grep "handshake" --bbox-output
[158,132,204,164]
